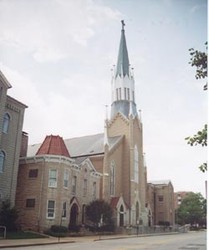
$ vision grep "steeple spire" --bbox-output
[116,20,130,77]
[110,21,138,119]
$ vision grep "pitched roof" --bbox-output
[65,133,104,157]
[36,135,70,157]
[148,180,172,186]
[27,133,123,158]
[64,133,123,157]
[0,70,12,89]
[110,197,120,209]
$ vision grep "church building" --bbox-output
[16,21,151,232]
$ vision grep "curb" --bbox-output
[0,232,181,248]
[0,240,75,249]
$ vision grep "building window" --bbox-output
[134,146,139,183]
[63,169,69,188]
[116,89,119,100]
[83,179,87,196]
[127,88,130,100]
[84,168,87,178]
[2,113,10,134]
[124,87,127,100]
[82,204,86,224]
[29,169,38,178]
[132,91,135,102]
[119,88,121,100]
[110,161,115,196]
[47,200,55,219]
[62,202,67,218]
[26,199,35,208]
[72,176,77,194]
[48,169,57,188]
[158,195,164,202]
[0,151,5,173]
[93,182,96,199]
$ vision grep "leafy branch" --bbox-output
[189,42,207,90]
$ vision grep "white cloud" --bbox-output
[0,0,121,62]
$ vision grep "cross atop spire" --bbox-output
[121,20,125,30]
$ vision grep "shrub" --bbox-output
[68,224,80,233]
[0,200,18,232]
[51,225,68,233]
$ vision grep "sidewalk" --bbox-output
[0,232,179,248]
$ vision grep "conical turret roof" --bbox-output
[36,135,70,157]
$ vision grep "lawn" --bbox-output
[0,231,48,239]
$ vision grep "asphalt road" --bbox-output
[5,231,206,250]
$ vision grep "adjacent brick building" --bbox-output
[147,180,175,226]
[174,191,192,210]
[0,71,27,207]
[16,135,101,231]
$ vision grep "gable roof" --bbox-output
[110,197,120,209]
[36,135,70,157]
[0,70,12,89]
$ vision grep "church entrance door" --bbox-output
[69,203,78,226]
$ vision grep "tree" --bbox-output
[186,42,207,172]
[85,199,113,228]
[176,193,206,227]
[0,200,19,231]
[189,42,207,90]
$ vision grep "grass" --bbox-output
[0,231,48,239]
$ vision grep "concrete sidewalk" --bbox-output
[0,232,180,248]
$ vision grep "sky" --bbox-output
[0,0,207,196]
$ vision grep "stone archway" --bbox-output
[69,203,78,226]
[119,205,124,227]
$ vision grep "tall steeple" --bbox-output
[111,20,137,119]
[116,20,130,77]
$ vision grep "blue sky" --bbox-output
[0,0,207,196]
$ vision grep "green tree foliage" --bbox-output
[186,43,207,172]
[176,193,206,226]
[85,199,113,226]
[0,200,19,231]
[189,42,207,90]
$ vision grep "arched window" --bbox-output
[134,145,139,183]
[136,201,139,223]
[110,161,115,196]
[0,151,5,173]
[2,113,10,133]
[119,205,124,227]
[82,204,86,224]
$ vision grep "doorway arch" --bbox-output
[69,203,78,226]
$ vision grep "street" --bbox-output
[5,231,206,250]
